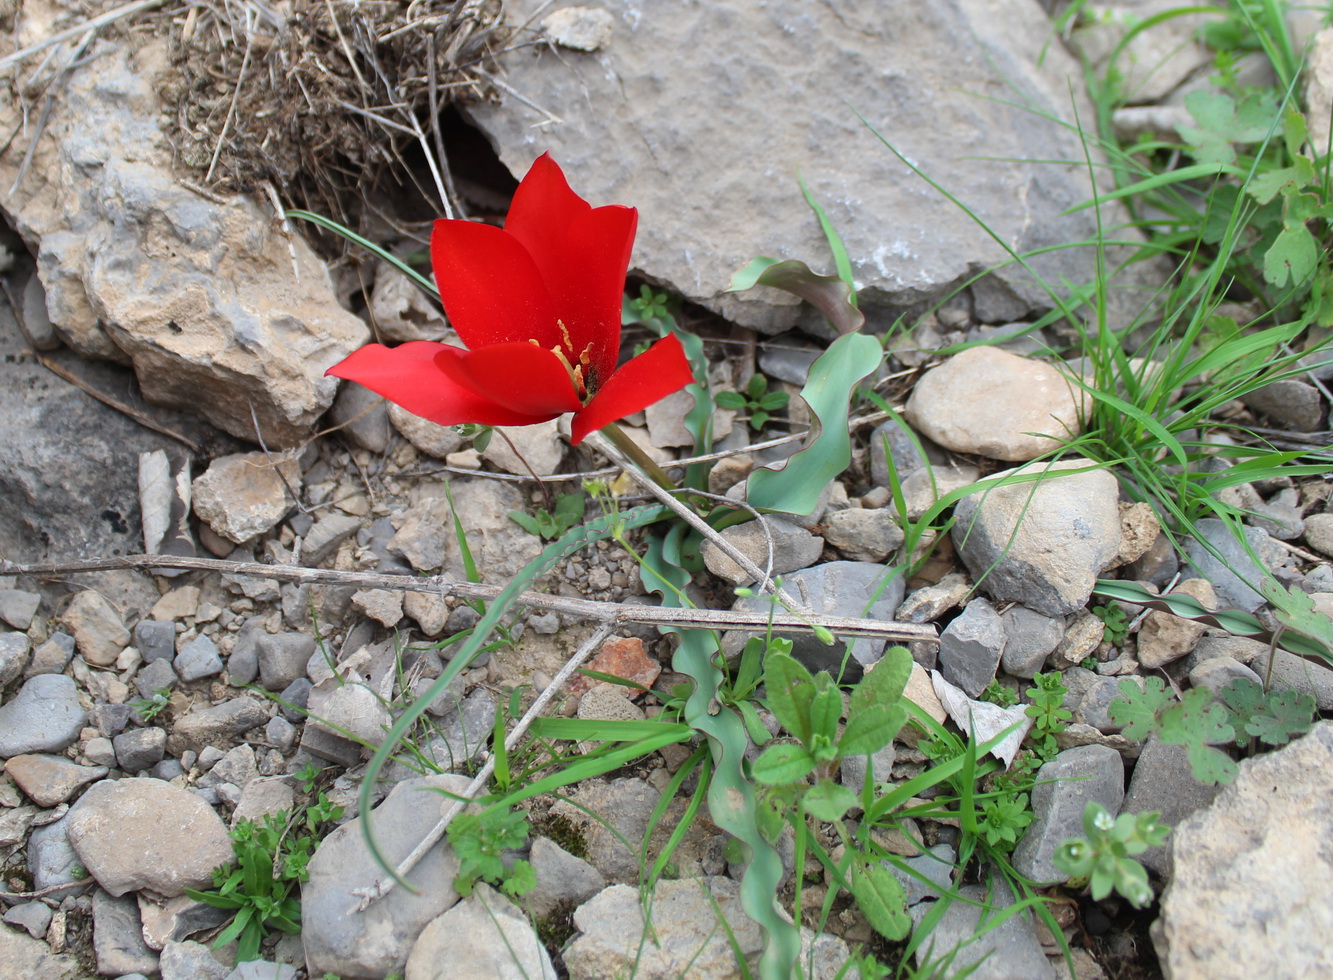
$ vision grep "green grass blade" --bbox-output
[285,209,438,299]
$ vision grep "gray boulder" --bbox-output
[1154,723,1333,979]
[952,459,1121,616]
[469,0,1147,334]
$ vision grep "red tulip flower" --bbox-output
[327,154,693,445]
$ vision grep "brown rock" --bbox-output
[568,636,661,698]
[1137,578,1215,669]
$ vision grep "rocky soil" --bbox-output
[0,1,1330,980]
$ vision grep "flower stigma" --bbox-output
[530,319,596,402]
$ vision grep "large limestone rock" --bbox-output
[0,17,368,448]
[469,0,1146,332]
[1153,723,1333,979]
[951,458,1122,617]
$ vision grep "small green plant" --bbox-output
[507,490,586,541]
[751,645,913,823]
[1053,802,1170,909]
[1219,676,1315,748]
[626,282,673,323]
[445,802,536,899]
[1090,602,1131,646]
[979,679,1019,708]
[1024,671,1072,758]
[1108,677,1238,785]
[976,789,1034,851]
[130,686,172,723]
[714,372,791,431]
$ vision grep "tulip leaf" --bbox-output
[744,331,882,515]
[728,257,865,336]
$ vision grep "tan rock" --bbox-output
[1106,501,1161,569]
[60,591,129,667]
[389,404,466,459]
[905,347,1082,461]
[1137,578,1216,669]
[192,452,298,544]
[0,34,366,447]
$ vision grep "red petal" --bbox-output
[327,342,553,427]
[570,333,695,444]
[505,154,591,267]
[503,155,636,386]
[430,220,562,351]
[436,342,583,418]
[550,205,638,387]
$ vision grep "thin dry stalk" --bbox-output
[0,553,938,644]
[348,620,617,911]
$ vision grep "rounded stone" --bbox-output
[66,777,234,897]
[904,347,1082,461]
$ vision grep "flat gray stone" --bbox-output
[27,814,87,891]
[68,778,234,898]
[1119,736,1221,877]
[158,940,229,980]
[469,0,1138,335]
[301,774,471,979]
[405,883,556,980]
[5,753,107,807]
[937,597,1005,698]
[1012,744,1125,886]
[0,922,82,979]
[1181,519,1282,612]
[700,516,824,587]
[133,619,177,663]
[134,657,178,699]
[552,778,661,882]
[0,632,30,687]
[999,605,1064,678]
[0,675,87,758]
[92,889,159,976]
[170,697,269,754]
[526,836,608,920]
[726,561,906,683]
[910,874,1053,980]
[24,632,75,677]
[113,728,168,773]
[0,590,40,630]
[258,631,316,691]
[174,634,223,682]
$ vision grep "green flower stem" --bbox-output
[598,420,677,491]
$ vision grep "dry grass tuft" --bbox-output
[162,0,515,237]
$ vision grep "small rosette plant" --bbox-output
[328,153,694,444]
[1053,801,1169,909]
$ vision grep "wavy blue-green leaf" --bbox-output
[745,331,882,514]
[645,525,801,980]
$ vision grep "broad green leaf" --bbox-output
[809,678,843,747]
[1262,581,1333,651]
[745,331,883,514]
[1219,678,1268,747]
[850,863,911,941]
[850,645,913,716]
[1247,157,1316,204]
[801,778,858,822]
[727,257,864,336]
[1245,689,1315,746]
[751,744,815,794]
[1184,742,1239,786]
[1178,89,1279,166]
[764,653,816,744]
[839,703,907,758]
[1107,677,1174,740]
[1264,221,1319,287]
